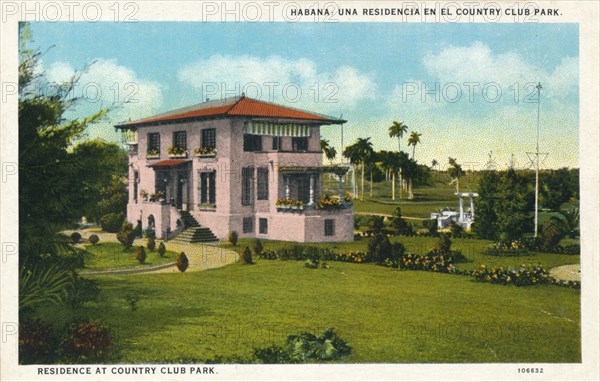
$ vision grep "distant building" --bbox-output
[430,192,478,230]
[115,96,354,243]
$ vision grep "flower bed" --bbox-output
[483,241,530,256]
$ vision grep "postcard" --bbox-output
[1,1,598,381]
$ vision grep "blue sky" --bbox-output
[28,22,579,169]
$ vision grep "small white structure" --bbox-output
[430,192,479,230]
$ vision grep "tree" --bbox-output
[447,157,465,193]
[474,169,534,241]
[18,23,108,314]
[320,139,337,163]
[71,140,128,222]
[343,138,374,201]
[388,121,408,197]
[388,121,408,152]
[407,131,422,160]
[431,159,438,171]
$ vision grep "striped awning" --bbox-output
[243,120,311,137]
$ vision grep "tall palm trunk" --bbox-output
[399,170,404,199]
[391,172,396,200]
[361,162,365,201]
[408,178,414,200]
[370,168,373,197]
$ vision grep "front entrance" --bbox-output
[153,162,190,210]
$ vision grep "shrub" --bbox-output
[449,222,464,238]
[135,246,146,264]
[100,212,124,233]
[62,320,112,363]
[19,318,59,364]
[433,233,452,254]
[539,222,566,250]
[176,252,189,272]
[252,239,264,256]
[353,215,363,230]
[472,264,551,286]
[483,241,530,257]
[88,234,99,245]
[116,221,135,249]
[143,227,156,239]
[158,242,166,257]
[367,234,392,264]
[422,219,438,236]
[391,216,413,236]
[253,327,351,363]
[368,215,385,234]
[147,236,156,251]
[124,294,141,311]
[66,276,100,310]
[70,232,82,244]
[242,246,254,264]
[228,231,238,246]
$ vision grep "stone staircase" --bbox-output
[170,210,218,244]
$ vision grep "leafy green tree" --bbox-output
[388,121,408,196]
[71,140,128,222]
[474,169,534,241]
[18,23,108,315]
[539,168,577,210]
[447,157,465,193]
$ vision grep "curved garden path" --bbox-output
[70,229,239,275]
[549,264,581,282]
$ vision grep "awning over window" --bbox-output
[243,120,312,137]
[147,159,190,168]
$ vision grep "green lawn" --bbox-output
[82,242,177,271]
[38,260,580,363]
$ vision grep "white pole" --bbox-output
[534,83,542,237]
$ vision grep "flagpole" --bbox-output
[534,82,542,237]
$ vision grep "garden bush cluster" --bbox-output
[19,318,113,364]
[472,264,580,288]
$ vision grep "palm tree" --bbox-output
[343,138,374,201]
[407,131,422,160]
[320,139,337,163]
[388,121,408,152]
[448,157,464,193]
[388,121,408,199]
[431,159,438,171]
[378,151,402,200]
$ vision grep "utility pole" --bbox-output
[534,82,542,238]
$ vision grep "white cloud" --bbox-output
[177,54,376,113]
[43,59,164,141]
[423,41,578,101]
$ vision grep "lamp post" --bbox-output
[534,82,542,237]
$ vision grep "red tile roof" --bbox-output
[115,96,345,128]
[147,159,189,168]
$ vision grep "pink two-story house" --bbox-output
[115,96,354,243]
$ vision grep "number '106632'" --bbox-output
[518,368,543,373]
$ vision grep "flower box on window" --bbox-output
[168,146,188,158]
[146,148,160,159]
[194,147,217,157]
[317,194,343,210]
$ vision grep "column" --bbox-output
[458,195,464,222]
[285,175,290,199]
[338,175,344,200]
[309,174,315,205]
[470,194,475,219]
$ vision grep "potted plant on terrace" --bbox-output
[317,194,342,210]
[194,146,217,157]
[139,189,148,201]
[168,145,188,158]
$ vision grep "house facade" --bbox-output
[115,96,354,243]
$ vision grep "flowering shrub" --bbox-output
[483,240,530,256]
[343,192,353,203]
[398,253,467,274]
[19,318,59,364]
[62,320,112,363]
[472,264,550,286]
